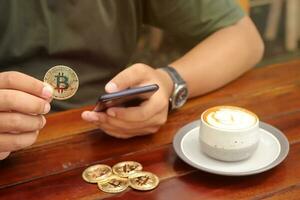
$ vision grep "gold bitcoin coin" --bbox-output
[44,65,79,100]
[112,161,143,178]
[82,164,112,183]
[98,175,129,193]
[129,171,159,191]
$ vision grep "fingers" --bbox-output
[106,96,167,122]
[0,72,51,160]
[0,71,53,100]
[82,111,164,130]
[81,111,165,138]
[0,131,39,152]
[105,64,153,93]
[0,152,10,160]
[0,90,51,114]
[0,72,52,114]
[84,63,172,139]
[0,113,46,133]
[91,121,156,139]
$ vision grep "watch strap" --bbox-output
[161,66,188,111]
[161,66,185,85]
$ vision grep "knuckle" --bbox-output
[27,131,38,146]
[13,131,38,150]
[35,100,46,114]
[146,127,159,134]
[12,137,26,150]
[132,63,150,74]
[26,133,38,147]
[9,114,22,129]
[2,71,20,88]
[29,78,41,91]
[158,116,167,125]
[26,116,44,131]
[31,117,42,130]
[2,91,16,109]
[38,116,46,129]
[139,110,148,121]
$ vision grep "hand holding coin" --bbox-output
[0,71,53,160]
[44,65,79,100]
[0,65,79,160]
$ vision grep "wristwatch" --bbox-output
[161,66,189,111]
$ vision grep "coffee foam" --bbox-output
[203,106,258,130]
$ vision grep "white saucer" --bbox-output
[173,121,289,176]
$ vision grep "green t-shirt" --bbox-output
[0,0,244,110]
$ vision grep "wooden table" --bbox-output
[1,59,300,200]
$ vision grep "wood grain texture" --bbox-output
[1,107,300,189]
[0,59,299,199]
[0,139,299,200]
[37,105,96,145]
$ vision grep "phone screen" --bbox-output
[94,84,159,112]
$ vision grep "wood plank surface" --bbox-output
[0,137,299,200]
[1,80,300,188]
[0,59,299,199]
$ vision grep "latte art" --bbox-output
[203,106,257,130]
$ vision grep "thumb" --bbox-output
[105,64,150,93]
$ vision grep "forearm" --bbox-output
[161,16,264,98]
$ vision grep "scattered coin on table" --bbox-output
[44,65,79,100]
[97,175,129,193]
[82,164,112,183]
[82,161,159,194]
[128,171,159,191]
[112,161,143,178]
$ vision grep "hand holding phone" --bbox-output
[94,84,159,112]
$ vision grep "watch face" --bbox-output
[174,87,188,108]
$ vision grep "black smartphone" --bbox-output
[94,84,159,112]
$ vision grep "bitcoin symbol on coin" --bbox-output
[135,175,150,186]
[123,164,139,173]
[44,65,79,100]
[108,179,122,188]
[129,171,159,191]
[55,72,69,93]
[87,168,110,179]
[98,175,129,193]
[82,164,112,183]
[112,161,143,177]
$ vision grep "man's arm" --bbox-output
[157,16,265,98]
[82,16,264,138]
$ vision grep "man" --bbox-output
[0,0,264,160]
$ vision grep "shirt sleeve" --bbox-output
[143,0,245,42]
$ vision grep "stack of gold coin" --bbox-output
[82,161,160,194]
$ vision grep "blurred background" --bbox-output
[131,0,300,68]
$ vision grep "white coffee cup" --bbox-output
[199,106,260,162]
